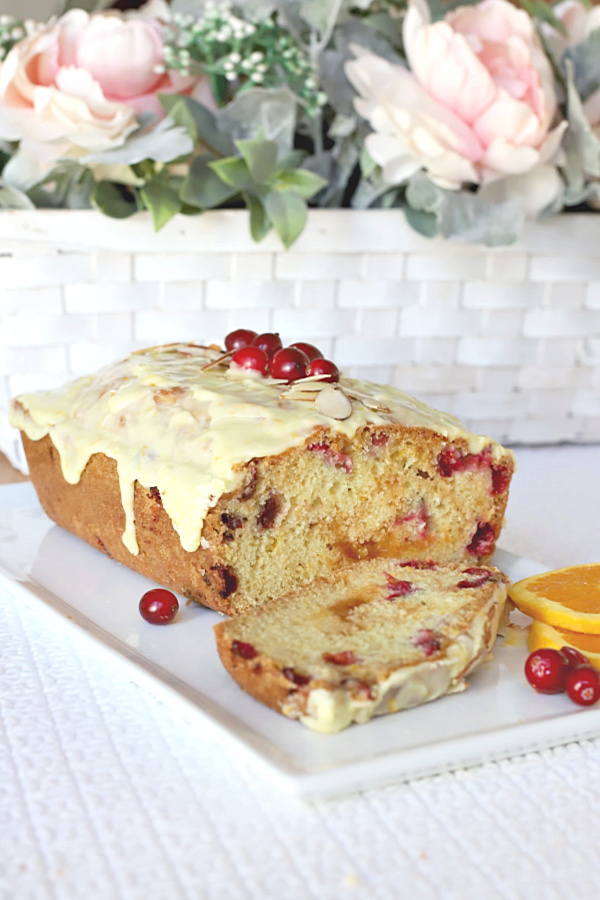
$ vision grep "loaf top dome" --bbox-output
[10,342,510,555]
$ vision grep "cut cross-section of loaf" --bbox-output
[214,558,509,732]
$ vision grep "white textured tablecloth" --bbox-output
[2,445,600,900]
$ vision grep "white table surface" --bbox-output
[1,444,599,900]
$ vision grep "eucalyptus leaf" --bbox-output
[264,190,308,248]
[563,60,600,185]
[91,181,139,219]
[220,89,298,156]
[140,180,182,231]
[180,156,238,209]
[159,95,235,157]
[299,0,352,36]
[84,119,194,167]
[236,139,279,184]
[564,28,600,100]
[244,192,272,243]
[0,184,35,210]
[26,162,94,210]
[209,157,256,192]
[272,168,327,199]
[406,173,523,246]
[403,205,439,239]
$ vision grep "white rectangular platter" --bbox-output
[2,482,600,801]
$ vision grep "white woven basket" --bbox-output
[1,208,599,471]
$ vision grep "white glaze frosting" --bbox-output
[10,342,510,555]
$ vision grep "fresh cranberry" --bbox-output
[139,588,179,625]
[232,640,258,660]
[565,665,600,706]
[524,648,568,694]
[467,522,496,557]
[225,328,257,352]
[561,645,590,669]
[269,347,309,382]
[290,341,323,361]
[306,358,340,383]
[231,345,269,375]
[252,332,282,359]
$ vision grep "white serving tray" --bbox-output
[2,482,600,801]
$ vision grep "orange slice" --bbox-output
[528,620,600,672]
[508,563,600,634]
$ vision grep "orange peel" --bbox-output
[508,563,600,634]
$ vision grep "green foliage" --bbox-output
[206,138,326,247]
[91,182,139,220]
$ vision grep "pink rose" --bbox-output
[0,3,202,162]
[346,0,566,190]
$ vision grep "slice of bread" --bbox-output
[214,559,509,732]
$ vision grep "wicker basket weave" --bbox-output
[1,208,599,471]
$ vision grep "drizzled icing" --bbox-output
[9,343,508,555]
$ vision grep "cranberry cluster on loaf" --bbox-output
[10,341,515,615]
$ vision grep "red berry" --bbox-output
[269,347,309,382]
[139,588,178,625]
[524,648,568,694]
[565,665,600,706]
[231,345,269,375]
[224,328,257,352]
[561,645,589,669]
[306,358,340,383]
[289,341,323,361]
[252,332,282,359]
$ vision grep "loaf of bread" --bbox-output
[10,342,515,615]
[214,558,509,732]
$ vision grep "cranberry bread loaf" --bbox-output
[10,342,515,615]
[214,558,509,732]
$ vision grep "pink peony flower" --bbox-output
[346,0,566,191]
[0,2,204,163]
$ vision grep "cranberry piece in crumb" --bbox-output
[385,573,416,599]
[457,567,492,589]
[371,432,389,447]
[290,341,323,361]
[306,358,340,383]
[252,332,282,359]
[491,464,512,496]
[257,493,282,530]
[269,347,309,382]
[561,646,589,669]
[414,629,441,656]
[283,667,311,686]
[323,650,362,666]
[231,345,269,375]
[225,328,257,352]
[139,588,179,624]
[398,560,437,570]
[524,648,568,694]
[565,665,600,706]
[232,640,258,660]
[307,441,353,474]
[467,522,496,557]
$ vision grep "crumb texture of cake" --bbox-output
[10,342,515,614]
[214,559,509,732]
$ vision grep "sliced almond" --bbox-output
[315,386,353,420]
